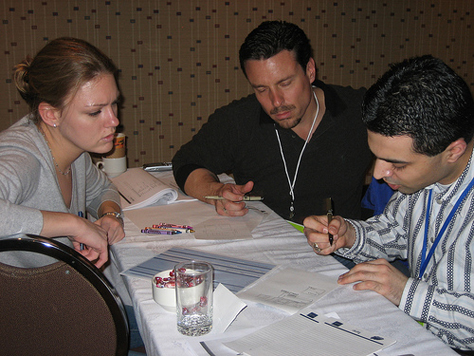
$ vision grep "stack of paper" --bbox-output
[111,168,178,210]
[224,311,396,356]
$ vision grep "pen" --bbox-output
[141,228,182,235]
[78,211,85,250]
[204,195,264,201]
[325,198,333,246]
[119,191,132,204]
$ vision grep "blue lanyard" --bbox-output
[419,176,474,279]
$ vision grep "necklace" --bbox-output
[38,127,72,176]
[274,90,320,219]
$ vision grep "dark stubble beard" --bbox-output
[271,105,301,129]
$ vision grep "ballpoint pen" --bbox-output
[325,198,334,246]
[204,195,264,201]
[78,211,85,251]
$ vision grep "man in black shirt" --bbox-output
[172,21,372,223]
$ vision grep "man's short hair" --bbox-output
[362,55,474,156]
[239,21,313,78]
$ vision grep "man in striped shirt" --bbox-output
[304,55,474,352]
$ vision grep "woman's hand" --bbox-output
[96,214,125,245]
[41,211,109,268]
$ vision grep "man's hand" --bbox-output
[183,168,256,217]
[303,214,356,254]
[208,181,254,217]
[337,258,409,306]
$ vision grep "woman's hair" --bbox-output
[13,37,118,123]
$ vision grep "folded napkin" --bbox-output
[211,283,247,334]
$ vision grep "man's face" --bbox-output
[368,131,453,194]
[244,50,316,130]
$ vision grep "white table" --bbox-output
[110,197,457,356]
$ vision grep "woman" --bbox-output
[0,37,125,268]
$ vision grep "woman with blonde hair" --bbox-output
[1,37,124,267]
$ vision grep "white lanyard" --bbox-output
[275,90,320,218]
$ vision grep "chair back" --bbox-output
[0,235,129,356]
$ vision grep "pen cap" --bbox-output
[325,197,333,213]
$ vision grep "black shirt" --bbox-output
[173,80,373,223]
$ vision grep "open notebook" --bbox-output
[111,168,178,210]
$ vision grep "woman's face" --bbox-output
[56,73,120,155]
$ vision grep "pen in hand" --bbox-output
[78,211,85,251]
[325,198,334,246]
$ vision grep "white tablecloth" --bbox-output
[110,199,457,356]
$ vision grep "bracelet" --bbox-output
[100,212,122,219]
[100,212,124,226]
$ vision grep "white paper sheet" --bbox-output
[149,170,197,203]
[112,168,178,210]
[123,199,268,240]
[237,267,339,314]
[224,311,396,356]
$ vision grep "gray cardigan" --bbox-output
[0,115,121,237]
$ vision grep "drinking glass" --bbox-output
[174,260,213,336]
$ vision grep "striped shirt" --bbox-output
[340,152,474,351]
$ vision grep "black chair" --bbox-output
[0,234,130,356]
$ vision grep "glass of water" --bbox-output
[174,260,213,336]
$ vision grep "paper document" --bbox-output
[237,267,338,313]
[148,170,197,202]
[111,168,178,210]
[193,216,253,240]
[123,199,266,240]
[224,310,396,356]
[121,247,276,293]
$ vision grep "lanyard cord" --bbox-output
[419,175,474,279]
[275,91,320,216]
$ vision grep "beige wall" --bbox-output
[1,0,473,167]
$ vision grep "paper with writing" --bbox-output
[237,267,338,314]
[111,168,178,210]
[224,311,396,356]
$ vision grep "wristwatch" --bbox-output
[101,212,124,226]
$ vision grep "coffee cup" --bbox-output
[96,156,127,178]
[106,133,126,158]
